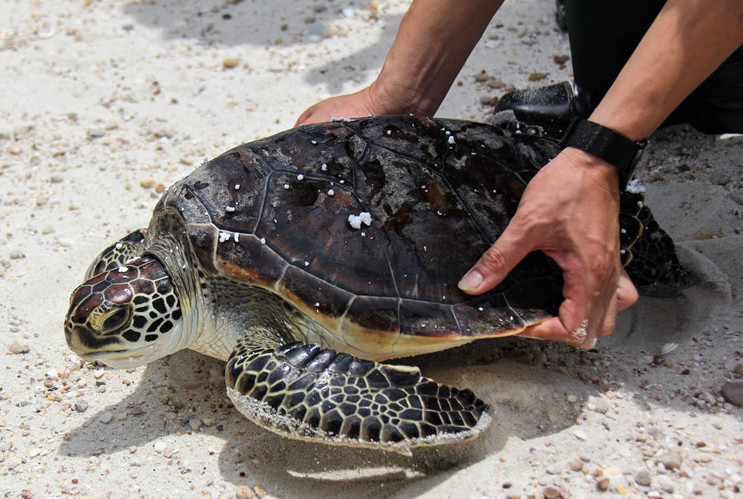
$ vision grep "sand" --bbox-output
[1,0,741,497]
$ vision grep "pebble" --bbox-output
[9,250,25,260]
[659,451,683,470]
[569,458,584,472]
[572,430,587,441]
[634,469,652,487]
[553,54,569,65]
[589,398,609,414]
[596,478,610,491]
[87,128,106,139]
[528,72,547,81]
[534,351,547,366]
[710,171,731,186]
[236,486,254,499]
[98,411,113,424]
[153,441,168,454]
[486,79,507,89]
[566,394,578,403]
[734,363,743,375]
[721,381,743,406]
[253,484,267,498]
[203,417,216,427]
[542,486,560,499]
[189,418,202,431]
[74,400,88,413]
[223,57,239,69]
[50,174,64,183]
[7,342,30,354]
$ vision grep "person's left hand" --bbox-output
[458,147,639,348]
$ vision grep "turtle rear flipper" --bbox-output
[225,336,492,455]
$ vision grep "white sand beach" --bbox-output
[1,1,741,497]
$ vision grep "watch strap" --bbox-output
[561,118,646,188]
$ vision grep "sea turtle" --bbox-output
[65,116,689,454]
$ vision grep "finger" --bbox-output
[294,107,315,127]
[599,287,618,337]
[615,269,639,311]
[458,223,535,295]
[518,317,597,349]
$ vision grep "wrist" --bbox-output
[369,77,441,117]
[561,118,646,188]
[557,147,620,191]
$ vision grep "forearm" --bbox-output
[590,0,743,140]
[373,0,504,116]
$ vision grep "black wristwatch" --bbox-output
[561,118,647,189]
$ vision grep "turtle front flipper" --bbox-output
[225,333,492,455]
[86,229,148,278]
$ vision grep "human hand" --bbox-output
[458,147,639,348]
[295,87,378,127]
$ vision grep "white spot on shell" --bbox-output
[218,232,230,243]
[115,242,123,249]
[347,212,372,229]
[118,266,128,272]
[233,233,240,243]
[283,184,290,190]
[321,163,327,171]
[327,189,335,196]
[448,135,455,144]
[234,183,241,190]
[225,205,236,212]
[260,237,266,244]
[297,174,304,181]
[304,261,310,267]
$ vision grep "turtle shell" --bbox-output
[153,117,570,358]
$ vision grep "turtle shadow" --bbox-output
[210,338,596,496]
[120,0,401,94]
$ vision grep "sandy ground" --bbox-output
[1,0,742,497]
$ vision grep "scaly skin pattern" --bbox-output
[225,333,491,455]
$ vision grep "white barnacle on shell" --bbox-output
[347,212,372,230]
[234,183,241,190]
[225,205,236,213]
[321,163,327,171]
[118,266,128,272]
[448,135,455,144]
[297,174,304,181]
[115,242,123,249]
[218,232,231,243]
[283,183,290,190]
[233,233,240,243]
[327,189,335,196]
[260,237,266,245]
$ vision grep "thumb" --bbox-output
[458,225,534,295]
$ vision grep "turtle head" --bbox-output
[65,256,184,368]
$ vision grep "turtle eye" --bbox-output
[102,307,131,333]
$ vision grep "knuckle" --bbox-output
[479,245,509,274]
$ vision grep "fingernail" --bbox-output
[458,270,483,291]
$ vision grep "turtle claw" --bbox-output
[225,339,492,454]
